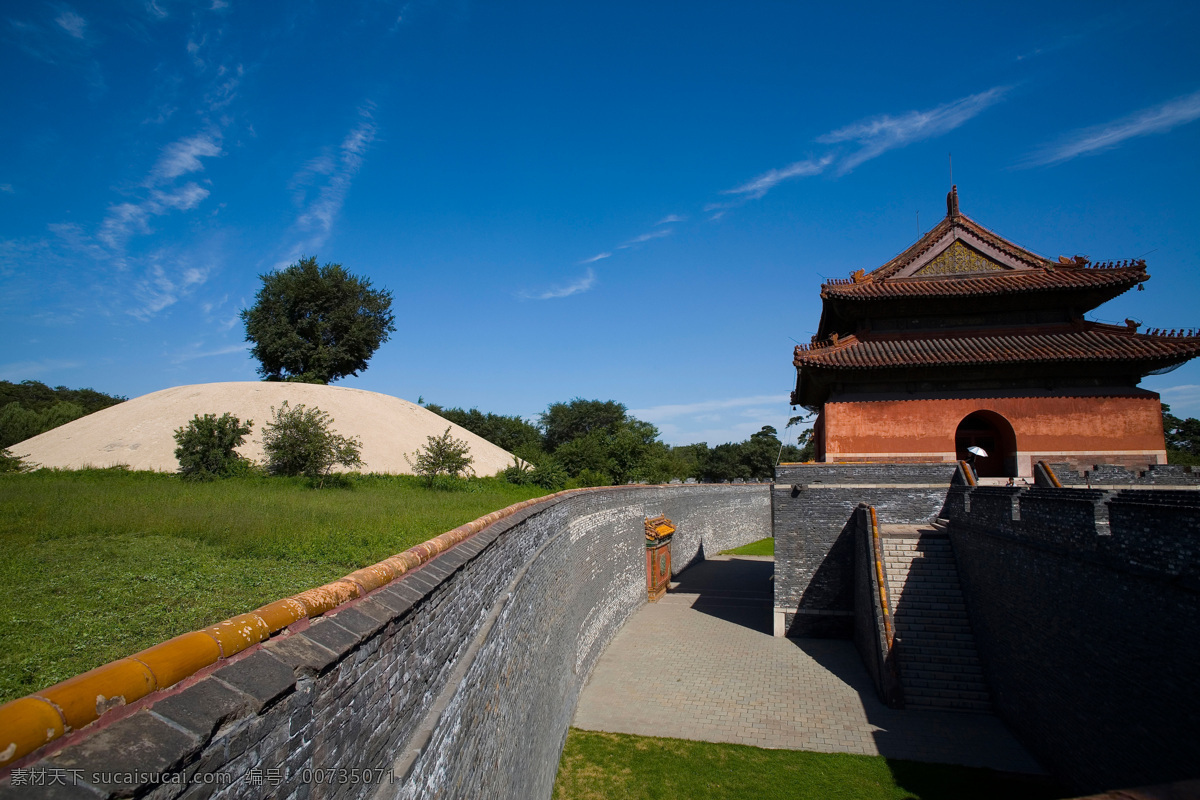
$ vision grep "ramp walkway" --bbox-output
[572,554,1042,773]
[882,524,993,712]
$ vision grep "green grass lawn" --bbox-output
[0,469,550,703]
[553,729,1066,800]
[721,537,774,556]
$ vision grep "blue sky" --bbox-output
[2,1,1199,446]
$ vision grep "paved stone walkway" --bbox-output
[573,555,1043,774]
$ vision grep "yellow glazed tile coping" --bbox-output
[252,598,308,633]
[38,658,157,732]
[0,484,676,769]
[201,613,273,659]
[130,632,222,690]
[0,698,64,766]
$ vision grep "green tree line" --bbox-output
[0,381,125,449]
[424,398,814,488]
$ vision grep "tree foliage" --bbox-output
[540,399,628,452]
[427,396,805,487]
[173,413,253,481]
[423,404,542,454]
[0,448,28,474]
[1163,403,1200,466]
[407,427,475,486]
[242,257,396,384]
[682,426,805,483]
[0,380,125,415]
[261,401,363,484]
[0,381,125,448]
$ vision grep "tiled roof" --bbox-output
[794,325,1200,370]
[821,261,1147,301]
[869,212,1052,280]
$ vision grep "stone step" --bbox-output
[902,681,988,700]
[898,632,980,646]
[902,671,988,690]
[902,652,982,667]
[894,623,976,636]
[900,664,984,681]
[899,644,984,661]
[891,600,967,611]
[892,566,964,573]
[905,695,993,713]
[894,613,975,626]
[889,585,963,596]
[892,608,970,620]
[883,530,993,715]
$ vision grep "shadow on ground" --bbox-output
[793,600,1051,785]
[668,555,773,634]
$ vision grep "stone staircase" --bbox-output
[881,525,992,713]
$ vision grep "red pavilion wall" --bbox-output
[822,394,1167,476]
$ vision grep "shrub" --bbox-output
[0,448,28,474]
[260,401,363,485]
[173,413,253,481]
[407,427,475,487]
[530,458,568,489]
[572,467,611,488]
[501,458,534,485]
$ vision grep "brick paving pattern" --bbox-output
[572,555,1043,773]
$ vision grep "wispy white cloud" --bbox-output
[1021,90,1200,167]
[0,184,13,193]
[631,394,790,421]
[96,182,211,250]
[172,343,248,363]
[151,182,210,211]
[521,267,596,300]
[819,86,1008,174]
[579,252,611,264]
[1156,384,1200,418]
[55,9,87,39]
[283,107,378,261]
[0,358,84,380]
[708,87,1008,211]
[150,131,222,183]
[186,36,205,69]
[205,62,243,111]
[632,394,795,446]
[618,227,673,248]
[718,155,834,203]
[656,214,686,225]
[98,203,151,250]
[130,256,211,319]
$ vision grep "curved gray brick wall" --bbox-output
[1,485,768,800]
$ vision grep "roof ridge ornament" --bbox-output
[947,185,960,218]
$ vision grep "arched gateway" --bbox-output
[955,411,1016,477]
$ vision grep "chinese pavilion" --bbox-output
[792,187,1200,477]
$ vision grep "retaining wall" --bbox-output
[943,485,1200,792]
[772,463,957,637]
[0,485,769,800]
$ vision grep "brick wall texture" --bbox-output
[943,485,1200,792]
[773,464,956,636]
[2,485,768,800]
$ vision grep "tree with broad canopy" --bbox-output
[241,257,396,384]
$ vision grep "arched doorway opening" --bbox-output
[955,411,1017,477]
